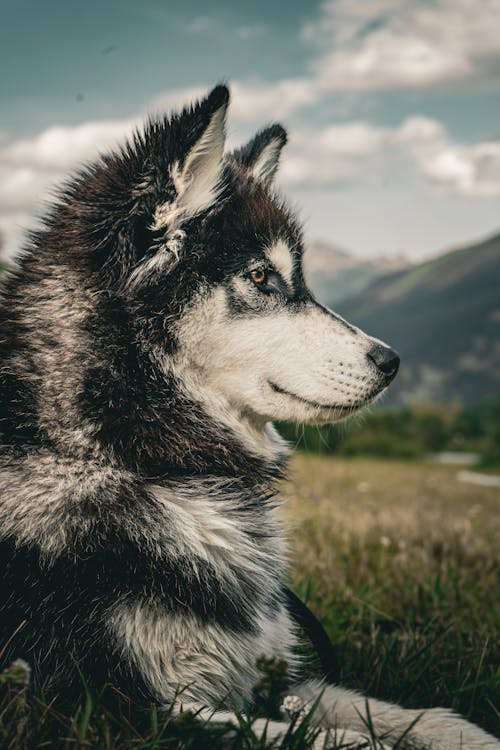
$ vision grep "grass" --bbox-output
[284,456,500,737]
[1,456,499,748]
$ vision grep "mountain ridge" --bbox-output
[304,241,410,304]
[330,232,500,405]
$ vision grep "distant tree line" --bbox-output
[278,399,500,467]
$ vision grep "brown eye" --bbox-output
[250,268,267,285]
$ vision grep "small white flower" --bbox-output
[10,658,31,686]
[281,694,308,720]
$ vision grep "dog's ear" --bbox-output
[231,124,287,185]
[128,85,229,288]
[153,84,229,231]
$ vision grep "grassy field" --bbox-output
[1,456,499,748]
[284,456,500,737]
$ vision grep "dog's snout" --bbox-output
[367,344,400,382]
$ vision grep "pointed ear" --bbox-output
[231,124,287,185]
[173,85,229,219]
[127,86,229,289]
[152,84,229,231]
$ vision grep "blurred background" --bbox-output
[0,0,499,736]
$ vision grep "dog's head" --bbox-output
[58,85,399,431]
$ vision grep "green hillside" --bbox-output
[336,233,500,405]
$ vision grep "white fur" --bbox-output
[180,683,499,749]
[185,706,391,749]
[266,239,294,287]
[172,286,384,430]
[293,680,500,750]
[147,482,285,578]
[109,602,296,708]
[151,345,288,467]
[250,137,284,184]
[105,479,296,707]
[152,101,227,232]
[127,229,186,288]
[128,101,228,287]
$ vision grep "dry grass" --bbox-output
[281,456,500,736]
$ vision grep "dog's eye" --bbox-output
[249,268,268,286]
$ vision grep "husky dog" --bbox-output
[0,86,497,749]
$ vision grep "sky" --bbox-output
[1,0,500,261]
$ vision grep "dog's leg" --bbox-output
[185,705,393,748]
[290,679,500,750]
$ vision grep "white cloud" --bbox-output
[0,117,138,259]
[316,122,387,155]
[2,118,137,171]
[280,115,500,198]
[396,116,447,144]
[304,0,500,90]
[0,164,59,211]
[397,116,500,196]
[280,122,387,185]
[149,0,500,135]
[1,90,499,261]
[229,78,317,122]
[0,211,34,259]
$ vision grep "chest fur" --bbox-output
[108,482,295,705]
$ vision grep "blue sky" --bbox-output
[1,0,500,260]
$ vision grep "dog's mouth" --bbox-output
[269,381,382,414]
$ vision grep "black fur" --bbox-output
[0,85,296,701]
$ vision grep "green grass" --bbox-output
[1,457,499,748]
[284,456,500,737]
[278,398,500,466]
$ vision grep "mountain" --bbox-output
[304,242,409,305]
[334,232,500,406]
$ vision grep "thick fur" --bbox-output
[0,85,497,748]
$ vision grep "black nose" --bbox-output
[367,344,400,382]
